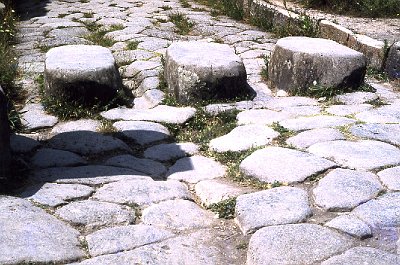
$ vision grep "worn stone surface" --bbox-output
[385,41,400,80]
[325,214,372,239]
[240,147,335,184]
[280,115,356,131]
[51,119,100,135]
[32,148,87,168]
[350,123,400,146]
[112,120,170,145]
[133,89,165,109]
[335,92,378,105]
[236,109,293,125]
[355,103,400,123]
[105,154,166,177]
[322,247,400,265]
[286,128,345,149]
[21,103,58,130]
[325,104,373,116]
[235,187,312,234]
[377,166,400,191]
[144,142,199,162]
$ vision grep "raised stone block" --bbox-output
[268,37,367,95]
[0,85,10,182]
[45,45,121,104]
[164,41,248,103]
[385,41,400,79]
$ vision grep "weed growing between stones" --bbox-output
[82,12,94,18]
[126,40,140,50]
[194,0,244,20]
[270,122,295,147]
[208,197,236,219]
[179,0,191,8]
[260,54,270,81]
[160,5,172,11]
[168,12,195,35]
[366,67,389,82]
[97,119,117,134]
[365,97,388,107]
[82,21,121,47]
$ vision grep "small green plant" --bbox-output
[366,67,389,82]
[82,12,94,18]
[270,122,295,147]
[57,13,68,18]
[208,197,236,219]
[365,97,388,107]
[83,23,123,47]
[194,0,244,20]
[160,5,172,11]
[97,119,117,134]
[179,0,191,8]
[168,13,195,35]
[126,40,140,50]
[260,54,269,80]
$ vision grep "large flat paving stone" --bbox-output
[240,147,336,184]
[350,123,400,146]
[167,155,226,184]
[105,154,166,177]
[21,103,58,130]
[93,179,191,207]
[325,104,372,116]
[322,247,400,265]
[235,187,312,234]
[335,91,378,105]
[325,214,372,239]
[355,103,400,123]
[279,115,356,131]
[313,168,383,211]
[308,140,400,170]
[113,120,170,145]
[209,124,279,152]
[286,128,345,149]
[86,224,175,257]
[32,148,87,168]
[144,142,199,162]
[247,224,354,265]
[236,109,294,125]
[0,196,85,264]
[377,166,400,191]
[51,119,100,134]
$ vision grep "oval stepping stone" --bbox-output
[247,223,353,265]
[10,134,41,153]
[51,119,100,134]
[235,187,312,234]
[209,124,279,152]
[261,96,319,110]
[355,103,400,123]
[280,115,356,131]
[113,120,170,145]
[313,168,383,211]
[142,199,214,230]
[105,154,167,177]
[93,179,191,207]
[286,128,345,149]
[236,109,293,125]
[325,214,372,239]
[377,166,400,190]
[240,147,336,184]
[21,103,58,130]
[144,142,199,162]
[308,140,400,170]
[167,155,226,184]
[322,247,400,265]
[335,91,378,105]
[32,148,86,168]
[350,123,400,146]
[325,104,372,116]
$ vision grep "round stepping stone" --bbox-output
[105,154,167,177]
[32,148,87,168]
[167,155,226,184]
[334,91,378,105]
[350,123,400,146]
[93,179,191,207]
[325,214,372,239]
[113,120,170,145]
[247,223,354,265]
[268,37,366,94]
[209,124,279,152]
[236,109,293,125]
[51,119,100,134]
[240,147,336,184]
[142,199,214,230]
[325,104,372,116]
[308,140,400,170]
[56,200,135,230]
[21,103,58,130]
[45,45,121,103]
[280,115,356,131]
[377,166,400,190]
[0,197,85,264]
[235,187,312,234]
[286,128,345,149]
[144,142,199,162]
[322,247,400,265]
[313,168,383,211]
[355,103,400,123]
[165,41,247,103]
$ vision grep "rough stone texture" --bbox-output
[280,115,356,131]
[247,224,353,265]
[10,134,41,153]
[165,41,248,103]
[350,123,400,146]
[142,199,214,230]
[209,124,279,152]
[385,41,400,80]
[0,86,10,180]
[167,155,226,184]
[335,91,378,105]
[105,154,166,177]
[308,140,400,170]
[325,104,372,116]
[86,224,175,257]
[377,166,400,191]
[45,45,121,103]
[133,89,164,109]
[32,148,87,168]
[51,119,100,135]
[313,169,383,211]
[236,109,293,125]
[268,37,366,94]
[240,147,335,184]
[144,142,199,162]
[355,103,400,123]
[0,196,85,264]
[21,103,58,130]
[235,187,312,234]
[325,214,372,239]
[112,120,170,145]
[322,247,400,265]
[56,200,135,230]
[286,128,345,149]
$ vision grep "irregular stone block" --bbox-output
[385,41,400,79]
[322,247,400,265]
[348,34,386,69]
[0,86,10,181]
[325,215,372,239]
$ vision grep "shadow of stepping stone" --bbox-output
[113,120,170,145]
[144,142,199,162]
[32,148,87,168]
[105,154,166,177]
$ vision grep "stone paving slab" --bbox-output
[31,148,87,168]
[105,154,167,177]
[144,142,199,162]
[350,123,400,146]
[322,247,400,265]
[377,166,400,191]
[280,115,356,131]
[325,214,372,239]
[113,120,170,145]
[286,128,345,149]
[51,119,100,134]
[21,103,58,130]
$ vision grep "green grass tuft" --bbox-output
[168,12,195,35]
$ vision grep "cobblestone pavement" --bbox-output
[2,0,400,264]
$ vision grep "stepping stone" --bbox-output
[0,197,84,264]
[325,214,372,239]
[350,123,400,146]
[334,91,378,105]
[246,224,353,265]
[236,109,293,126]
[377,166,400,191]
[10,134,41,153]
[133,89,165,109]
[51,119,100,134]
[204,101,254,115]
[142,199,214,230]
[56,200,135,231]
[45,45,121,103]
[313,168,383,211]
[308,140,400,170]
[93,179,191,207]
[167,155,226,184]
[268,37,366,94]
[86,224,175,257]
[21,103,58,130]
[49,131,130,155]
[164,41,248,103]
[32,148,87,168]
[236,187,312,234]
[123,60,161,78]
[355,103,400,123]
[325,104,373,116]
[286,128,345,149]
[260,96,319,110]
[113,120,170,145]
[144,142,199,162]
[385,41,400,79]
[322,247,400,265]
[209,124,279,152]
[240,147,335,184]
[280,115,356,131]
[105,154,167,177]
[101,105,196,124]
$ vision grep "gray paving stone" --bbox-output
[209,124,279,152]
[21,103,58,130]
[350,123,400,146]
[123,60,161,78]
[135,76,160,97]
[355,103,400,123]
[325,104,373,116]
[51,119,100,134]
[56,200,135,230]
[247,224,353,265]
[133,89,164,109]
[10,134,41,153]
[32,148,87,168]
[335,91,378,105]
[204,101,254,115]
[280,115,356,131]
[240,147,336,184]
[0,196,85,264]
[86,224,175,257]
[105,154,166,177]
[260,96,319,110]
[167,155,226,184]
[235,187,312,234]
[278,105,322,117]
[144,142,199,162]
[286,128,345,149]
[236,109,293,125]
[308,140,400,170]
[113,50,155,65]
[325,214,372,239]
[142,199,214,230]
[322,247,400,265]
[113,120,170,145]
[93,179,191,207]
[313,168,383,211]
[377,166,400,191]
